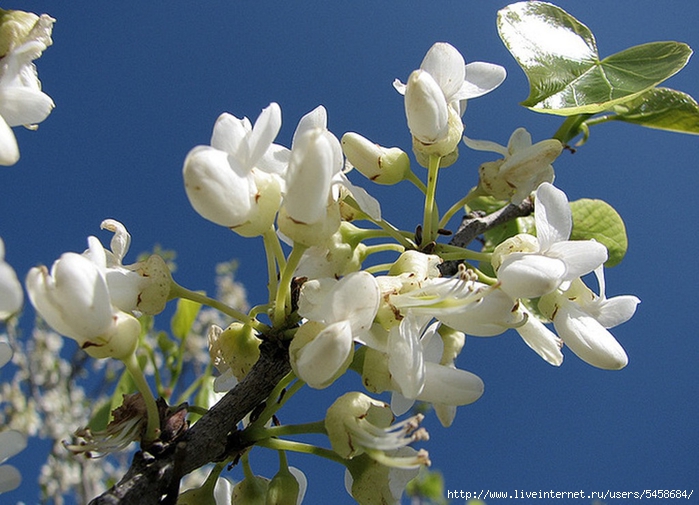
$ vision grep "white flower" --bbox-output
[25,232,141,360]
[98,219,171,315]
[463,127,562,204]
[0,429,26,494]
[514,306,564,366]
[394,42,506,150]
[495,182,608,299]
[290,272,379,388]
[277,106,345,246]
[183,102,286,236]
[341,132,410,185]
[0,237,22,319]
[540,266,640,370]
[0,344,26,494]
[344,448,421,505]
[390,322,484,427]
[325,392,430,466]
[0,10,55,166]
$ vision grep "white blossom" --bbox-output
[495,183,608,299]
[0,10,55,165]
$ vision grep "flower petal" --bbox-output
[0,115,19,166]
[404,70,448,144]
[0,85,54,126]
[535,182,572,248]
[420,42,466,101]
[515,312,563,366]
[246,102,282,168]
[0,464,21,493]
[548,240,608,280]
[594,295,641,328]
[183,145,253,227]
[0,430,26,464]
[498,253,567,299]
[0,341,12,368]
[554,303,628,370]
[459,61,507,100]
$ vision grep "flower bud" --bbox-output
[361,347,392,393]
[265,466,300,505]
[0,9,40,57]
[341,132,410,185]
[215,322,261,381]
[231,475,269,505]
[289,321,354,389]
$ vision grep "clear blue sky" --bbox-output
[1,1,698,503]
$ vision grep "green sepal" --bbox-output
[569,198,628,267]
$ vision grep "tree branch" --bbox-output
[90,339,291,505]
[439,198,534,276]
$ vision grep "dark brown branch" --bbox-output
[439,198,534,276]
[90,339,291,505]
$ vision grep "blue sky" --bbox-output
[1,1,698,503]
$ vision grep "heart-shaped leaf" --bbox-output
[498,2,693,115]
[610,87,699,134]
[569,198,627,267]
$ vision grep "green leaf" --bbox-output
[569,198,627,267]
[171,297,202,341]
[610,87,699,134]
[87,400,113,432]
[498,2,692,115]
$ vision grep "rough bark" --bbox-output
[90,339,291,505]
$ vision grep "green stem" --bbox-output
[552,113,594,145]
[433,243,492,263]
[272,244,307,327]
[122,352,160,442]
[439,185,486,229]
[421,154,441,245]
[363,243,405,257]
[406,170,427,194]
[240,421,327,445]
[169,281,268,333]
[262,227,285,307]
[255,438,347,466]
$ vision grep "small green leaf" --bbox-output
[171,297,202,341]
[498,2,692,115]
[87,400,113,432]
[569,198,627,267]
[610,87,699,134]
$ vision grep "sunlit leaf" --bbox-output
[610,87,699,134]
[570,198,627,267]
[498,2,693,115]
[171,297,202,341]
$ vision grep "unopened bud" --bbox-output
[341,132,410,185]
[266,466,300,505]
[216,322,261,381]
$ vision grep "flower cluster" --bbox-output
[174,38,642,503]
[0,9,55,166]
[15,29,644,505]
